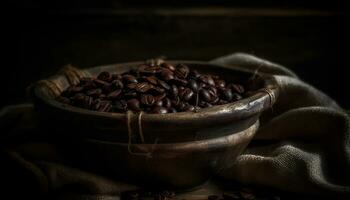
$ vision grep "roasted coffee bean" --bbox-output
[163,98,172,108]
[141,94,155,106]
[172,77,188,86]
[151,106,168,114]
[160,69,175,81]
[188,70,200,79]
[220,88,233,101]
[124,91,138,98]
[215,79,226,88]
[179,88,194,101]
[58,61,248,114]
[230,84,245,94]
[154,99,163,107]
[111,79,124,89]
[188,79,199,92]
[127,99,140,111]
[161,63,175,71]
[135,82,152,93]
[94,79,109,87]
[123,74,138,83]
[174,64,189,79]
[97,71,112,82]
[86,88,102,98]
[144,76,158,85]
[154,93,166,101]
[107,89,122,99]
[158,79,171,90]
[170,84,178,97]
[199,75,215,86]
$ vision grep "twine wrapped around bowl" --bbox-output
[31,61,278,189]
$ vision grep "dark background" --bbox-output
[3,1,350,109]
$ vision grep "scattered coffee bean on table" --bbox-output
[57,61,249,114]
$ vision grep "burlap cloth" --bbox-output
[0,53,349,199]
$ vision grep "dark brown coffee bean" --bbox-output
[199,75,215,86]
[111,79,124,89]
[144,76,158,85]
[151,106,168,114]
[94,79,109,87]
[200,89,212,102]
[188,70,201,79]
[139,65,162,74]
[177,101,186,111]
[160,69,175,81]
[154,99,163,107]
[230,84,245,94]
[97,71,112,82]
[127,99,141,111]
[221,88,233,101]
[158,80,171,90]
[107,89,122,100]
[86,88,102,98]
[161,63,175,71]
[123,74,138,83]
[127,83,138,89]
[179,88,194,101]
[172,78,188,86]
[171,96,181,106]
[174,64,189,79]
[99,94,107,99]
[141,94,155,106]
[189,79,199,92]
[218,99,229,105]
[112,74,122,80]
[170,84,178,97]
[199,101,212,108]
[92,99,101,110]
[215,79,226,88]
[149,86,165,94]
[73,93,86,103]
[98,101,112,112]
[124,91,138,98]
[135,82,152,93]
[154,93,166,101]
[163,98,172,108]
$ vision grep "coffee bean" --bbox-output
[135,82,152,93]
[200,89,212,102]
[170,84,178,97]
[183,104,195,112]
[107,89,122,100]
[220,88,233,101]
[127,99,140,111]
[172,78,188,86]
[168,107,177,113]
[160,69,175,81]
[114,100,127,111]
[161,63,175,71]
[86,88,102,98]
[98,101,112,112]
[154,93,166,101]
[179,88,194,101]
[199,75,215,86]
[189,79,199,92]
[230,84,245,94]
[111,79,124,89]
[163,98,172,108]
[97,71,112,82]
[158,80,171,90]
[151,106,168,114]
[154,99,163,107]
[188,70,200,79]
[123,74,138,83]
[215,79,226,88]
[144,76,158,85]
[232,93,243,101]
[141,94,155,106]
[174,64,189,79]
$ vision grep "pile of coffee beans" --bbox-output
[56,61,247,114]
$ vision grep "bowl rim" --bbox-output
[33,60,279,122]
